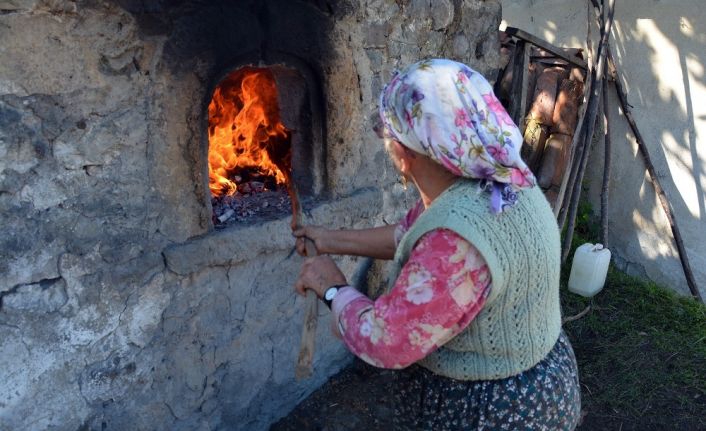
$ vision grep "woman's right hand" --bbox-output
[293,225,333,256]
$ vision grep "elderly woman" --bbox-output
[294,59,581,430]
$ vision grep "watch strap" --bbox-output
[322,284,348,309]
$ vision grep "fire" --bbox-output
[208,67,291,197]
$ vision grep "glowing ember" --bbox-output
[208,67,291,198]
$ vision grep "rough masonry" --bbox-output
[0,1,500,429]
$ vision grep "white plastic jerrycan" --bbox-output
[568,243,611,297]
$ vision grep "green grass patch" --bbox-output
[561,204,706,430]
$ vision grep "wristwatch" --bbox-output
[322,284,347,309]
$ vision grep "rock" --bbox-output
[364,23,390,48]
[432,0,455,30]
[452,33,471,58]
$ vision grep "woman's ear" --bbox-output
[391,140,417,175]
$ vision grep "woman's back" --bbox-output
[390,180,562,380]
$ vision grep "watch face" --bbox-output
[325,287,339,301]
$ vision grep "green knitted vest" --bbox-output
[387,179,562,380]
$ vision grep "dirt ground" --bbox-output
[271,360,395,430]
[272,355,704,431]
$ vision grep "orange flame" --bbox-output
[208,68,290,197]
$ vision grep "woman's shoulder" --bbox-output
[400,199,425,231]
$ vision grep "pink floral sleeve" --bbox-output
[332,228,492,369]
[394,200,425,245]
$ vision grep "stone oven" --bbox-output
[0,1,501,429]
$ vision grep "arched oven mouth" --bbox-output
[205,61,324,229]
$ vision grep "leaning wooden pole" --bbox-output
[600,76,612,247]
[556,1,595,227]
[561,0,615,263]
[607,49,704,303]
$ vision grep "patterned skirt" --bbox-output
[391,331,581,430]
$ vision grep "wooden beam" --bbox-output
[508,40,529,125]
[505,26,588,70]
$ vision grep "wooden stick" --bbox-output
[561,0,615,263]
[606,48,704,303]
[287,178,319,380]
[600,77,611,247]
[562,303,592,324]
[505,27,588,70]
[295,242,319,380]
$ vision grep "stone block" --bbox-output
[1,277,67,313]
[0,0,39,12]
[432,0,455,30]
[452,33,471,58]
[364,23,390,48]
[1,241,62,293]
[164,189,382,275]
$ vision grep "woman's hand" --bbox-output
[293,225,333,256]
[294,255,347,298]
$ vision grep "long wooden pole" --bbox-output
[600,77,612,247]
[561,0,615,263]
[556,2,596,226]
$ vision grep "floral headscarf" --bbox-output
[379,59,536,213]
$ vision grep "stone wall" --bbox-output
[0,1,501,429]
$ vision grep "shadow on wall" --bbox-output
[603,11,705,297]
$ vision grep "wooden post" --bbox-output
[600,77,611,248]
[508,41,530,126]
